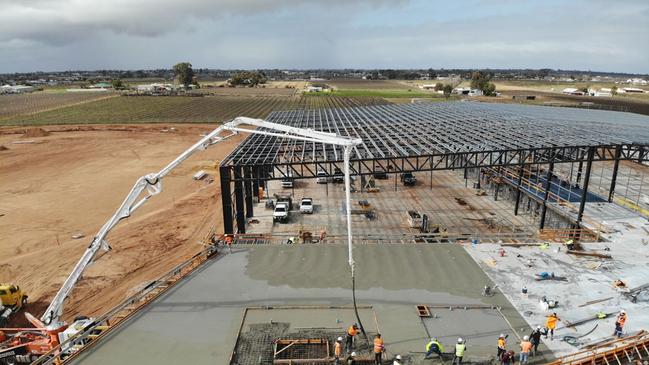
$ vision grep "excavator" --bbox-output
[0,117,363,364]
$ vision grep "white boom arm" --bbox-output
[41,117,363,329]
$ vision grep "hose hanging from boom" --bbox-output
[343,146,368,342]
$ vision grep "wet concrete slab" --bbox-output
[70,244,549,364]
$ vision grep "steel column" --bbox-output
[514,162,525,215]
[219,166,234,234]
[576,148,595,228]
[233,166,246,233]
[608,146,622,203]
[244,167,253,218]
[539,157,555,229]
[575,160,583,188]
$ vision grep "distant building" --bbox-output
[618,87,646,94]
[0,85,34,94]
[419,84,437,90]
[89,82,113,89]
[562,88,584,95]
[626,78,648,85]
[306,86,323,92]
[588,88,612,97]
[137,83,173,92]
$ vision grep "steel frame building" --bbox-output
[220,102,649,234]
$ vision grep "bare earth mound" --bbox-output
[0,124,245,326]
[22,127,51,137]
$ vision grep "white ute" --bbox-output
[300,198,314,214]
[273,202,289,223]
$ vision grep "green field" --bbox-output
[0,94,391,126]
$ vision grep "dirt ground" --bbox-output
[0,124,245,326]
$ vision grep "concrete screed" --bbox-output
[69,244,549,364]
[465,209,649,358]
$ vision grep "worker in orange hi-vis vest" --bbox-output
[614,310,627,337]
[545,313,560,340]
[224,234,233,254]
[334,337,343,364]
[346,323,359,352]
[373,333,385,365]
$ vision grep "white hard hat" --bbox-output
[396,355,402,360]
[499,333,505,338]
[523,335,529,340]
[457,337,463,343]
[620,310,626,314]
[537,325,541,329]
[337,337,343,341]
[351,352,357,357]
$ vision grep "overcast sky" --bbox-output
[1,0,648,73]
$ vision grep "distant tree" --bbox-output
[434,82,444,91]
[111,79,124,89]
[611,86,618,95]
[173,62,195,88]
[470,71,497,96]
[229,71,267,87]
[442,84,453,98]
[428,68,436,79]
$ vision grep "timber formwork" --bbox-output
[549,330,649,365]
[220,103,649,234]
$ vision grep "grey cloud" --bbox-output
[0,0,402,44]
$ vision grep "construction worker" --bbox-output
[224,234,233,254]
[373,333,385,364]
[346,323,359,352]
[392,354,403,365]
[529,326,542,356]
[519,335,533,364]
[346,352,357,365]
[497,333,507,359]
[615,310,627,337]
[500,350,515,365]
[425,337,444,359]
[453,338,466,365]
[334,337,343,364]
[545,312,560,340]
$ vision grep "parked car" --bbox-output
[316,169,328,184]
[332,167,344,183]
[299,198,314,214]
[281,171,294,188]
[400,172,417,186]
[273,202,289,223]
[373,166,388,179]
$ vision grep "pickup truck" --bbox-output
[299,198,314,214]
[400,172,417,186]
[281,171,294,188]
[273,202,289,223]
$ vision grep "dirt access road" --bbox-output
[0,124,245,326]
